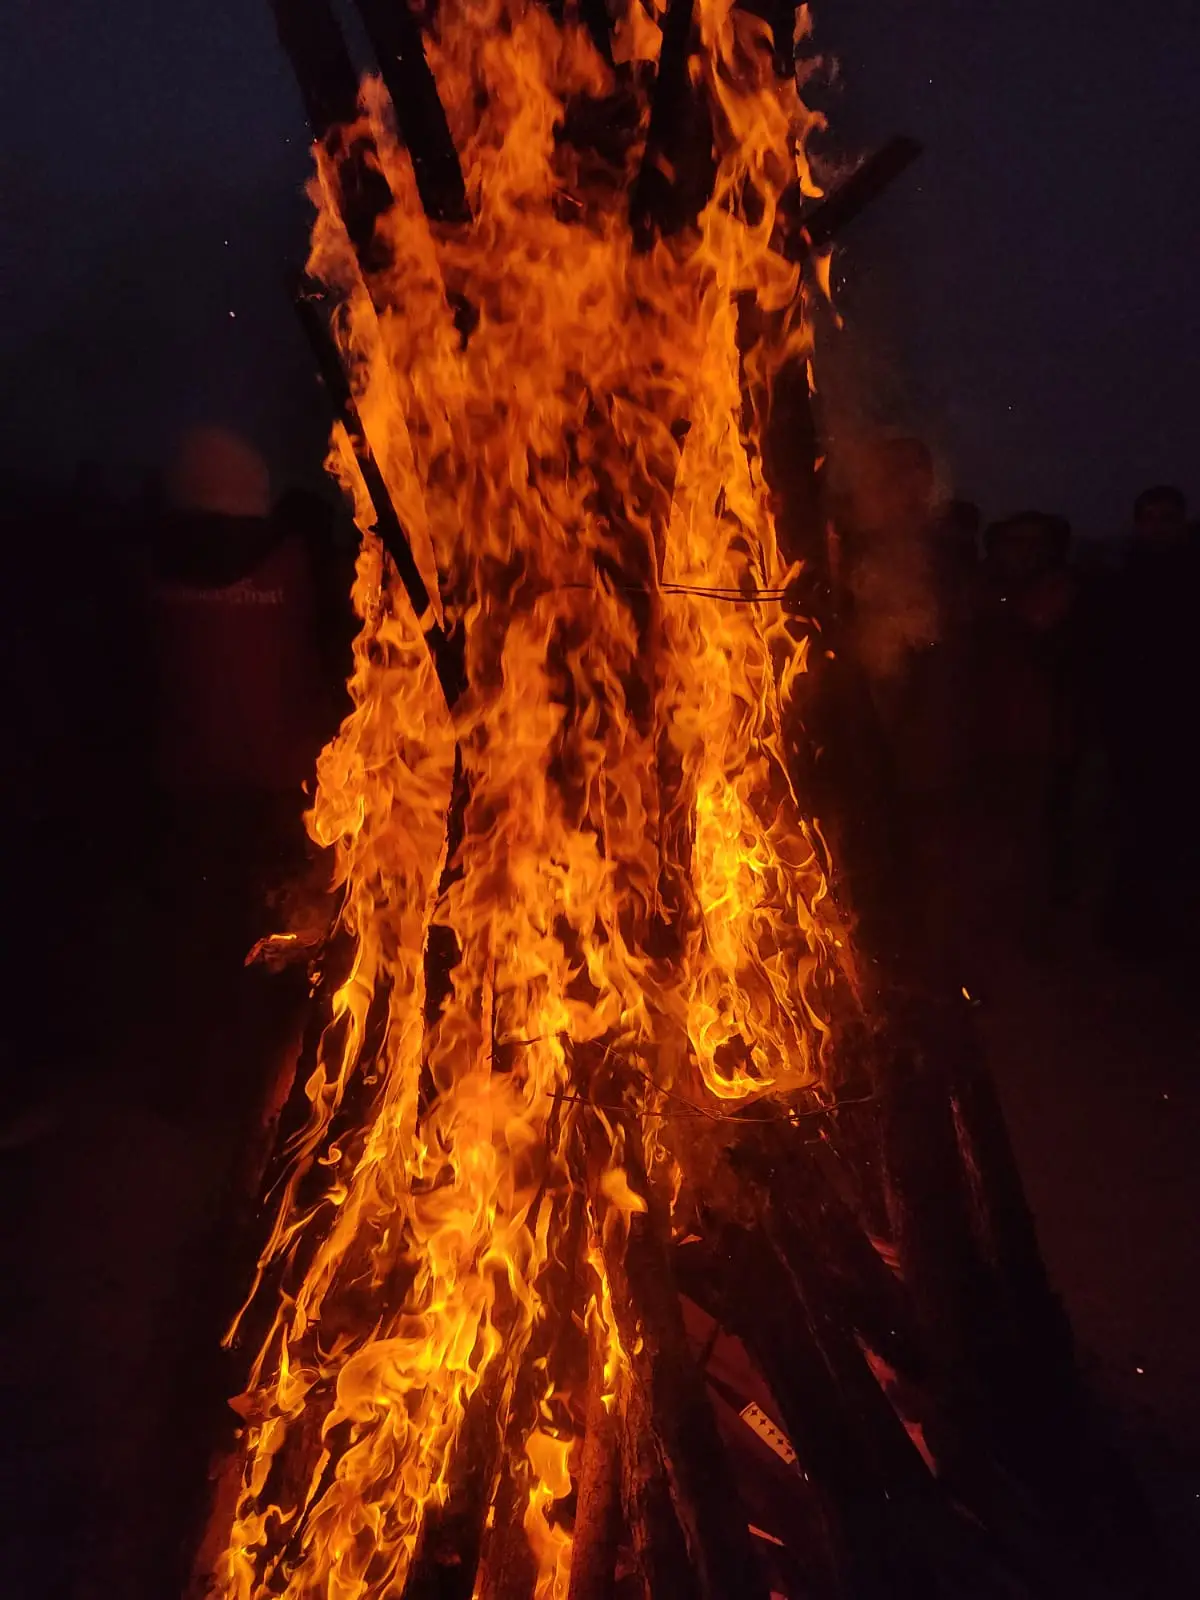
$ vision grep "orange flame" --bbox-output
[219,3,853,1594]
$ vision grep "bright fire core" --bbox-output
[221,2,854,1594]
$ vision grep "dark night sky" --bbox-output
[2,0,1196,531]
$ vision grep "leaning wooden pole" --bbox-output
[294,279,465,710]
[266,0,394,266]
[347,0,470,223]
[566,1345,620,1600]
[590,1107,769,1600]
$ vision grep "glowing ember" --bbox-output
[218,3,854,1594]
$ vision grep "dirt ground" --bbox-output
[975,925,1200,1587]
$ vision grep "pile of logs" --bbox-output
[187,4,1167,1597]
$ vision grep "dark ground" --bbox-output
[0,507,1196,1597]
[977,931,1200,1585]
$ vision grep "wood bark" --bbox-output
[566,1374,620,1600]
[591,1114,769,1600]
[402,1360,511,1600]
[566,1313,622,1600]
[618,1376,701,1600]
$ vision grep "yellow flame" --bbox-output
[220,4,853,1595]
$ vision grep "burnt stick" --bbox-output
[578,0,615,67]
[267,0,395,267]
[295,282,467,711]
[567,1337,620,1600]
[630,0,714,246]
[590,1111,770,1600]
[787,135,923,256]
[348,0,471,223]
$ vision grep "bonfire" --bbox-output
[192,4,1160,1597]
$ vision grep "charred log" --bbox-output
[567,1342,621,1600]
[590,1110,769,1600]
[618,1376,701,1600]
[782,136,923,258]
[295,282,467,710]
[347,0,470,224]
[267,0,395,269]
[402,1360,511,1600]
[630,0,715,246]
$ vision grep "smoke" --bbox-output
[829,432,943,682]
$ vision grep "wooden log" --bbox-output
[348,0,471,224]
[929,1010,1167,1593]
[268,0,358,134]
[618,1375,700,1600]
[688,1214,1022,1600]
[872,1005,1081,1498]
[753,338,1042,1416]
[784,136,923,257]
[755,349,914,960]
[739,1111,927,1387]
[481,1464,539,1600]
[566,1329,621,1600]
[678,1225,873,1596]
[752,275,1083,1488]
[216,926,365,1354]
[589,1110,769,1600]
[295,282,466,710]
[267,0,395,268]
[941,1014,1074,1379]
[630,0,714,246]
[753,1202,968,1543]
[272,2,474,716]
[876,1038,991,1366]
[402,1358,511,1600]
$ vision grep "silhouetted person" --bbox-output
[831,437,989,965]
[272,483,357,697]
[1102,485,1199,951]
[142,427,339,925]
[1130,482,1188,552]
[968,512,1084,949]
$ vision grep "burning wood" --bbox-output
[194,4,1162,1598]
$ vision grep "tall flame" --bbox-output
[220,3,853,1594]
